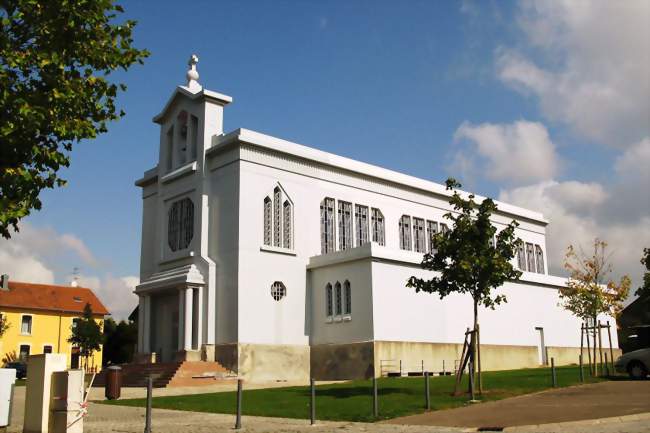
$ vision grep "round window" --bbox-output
[271,281,286,301]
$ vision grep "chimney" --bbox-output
[0,274,9,291]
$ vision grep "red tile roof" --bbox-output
[0,281,109,316]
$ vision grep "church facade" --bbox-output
[134,57,619,381]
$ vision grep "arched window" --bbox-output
[371,208,385,246]
[168,198,194,252]
[526,242,535,272]
[355,205,369,246]
[273,187,282,247]
[344,280,352,315]
[399,215,412,250]
[283,200,292,249]
[271,281,286,301]
[176,111,188,166]
[338,201,352,250]
[535,245,545,274]
[325,283,333,317]
[334,282,342,316]
[517,241,526,270]
[426,220,438,254]
[263,197,272,246]
[320,198,335,254]
[413,218,426,253]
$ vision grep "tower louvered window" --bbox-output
[535,244,545,274]
[320,198,335,254]
[371,208,385,246]
[526,242,536,272]
[168,198,194,252]
[413,218,426,253]
[399,215,412,251]
[283,200,292,249]
[517,242,526,270]
[263,197,272,246]
[273,187,282,247]
[355,205,369,246]
[426,220,438,254]
[338,201,352,251]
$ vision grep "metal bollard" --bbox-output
[551,357,557,387]
[372,376,379,418]
[579,354,584,383]
[310,378,316,425]
[424,371,430,410]
[235,379,242,429]
[144,375,152,433]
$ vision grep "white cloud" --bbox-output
[615,137,650,184]
[453,120,560,184]
[0,248,54,284]
[496,0,650,147]
[73,274,139,321]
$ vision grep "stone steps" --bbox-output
[94,361,236,388]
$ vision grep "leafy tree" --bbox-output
[68,303,103,370]
[636,248,650,298]
[0,312,9,338]
[102,317,137,366]
[0,0,148,238]
[559,239,630,374]
[407,178,522,393]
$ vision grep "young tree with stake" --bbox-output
[68,303,103,371]
[407,178,522,394]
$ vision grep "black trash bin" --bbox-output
[105,365,122,400]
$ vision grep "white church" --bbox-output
[134,56,619,381]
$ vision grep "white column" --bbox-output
[195,286,203,349]
[178,289,185,351]
[184,287,193,351]
[137,296,145,353]
[143,295,151,353]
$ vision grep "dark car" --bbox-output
[4,361,27,379]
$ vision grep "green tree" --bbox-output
[0,312,9,338]
[0,0,148,238]
[407,178,522,393]
[636,248,650,298]
[68,303,103,370]
[102,317,137,366]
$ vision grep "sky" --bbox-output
[1,0,648,320]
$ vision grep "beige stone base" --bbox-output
[547,346,622,366]
[214,343,311,382]
[174,349,202,362]
[311,341,375,380]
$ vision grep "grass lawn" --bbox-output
[101,366,606,422]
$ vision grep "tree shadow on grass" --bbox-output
[293,386,410,399]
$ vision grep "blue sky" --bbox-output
[3,1,648,318]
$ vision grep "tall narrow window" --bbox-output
[399,215,412,250]
[21,315,32,334]
[320,198,335,254]
[526,242,536,272]
[338,201,352,250]
[517,241,526,270]
[440,223,449,234]
[344,280,352,315]
[334,282,342,316]
[371,208,385,246]
[190,115,199,160]
[166,126,174,171]
[413,218,426,253]
[426,220,438,254]
[535,245,545,274]
[355,205,369,247]
[176,111,188,166]
[168,198,194,251]
[273,187,282,247]
[325,283,333,317]
[263,197,272,246]
[19,345,30,362]
[283,200,292,249]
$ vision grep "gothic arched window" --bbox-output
[344,280,352,315]
[334,282,342,316]
[320,198,335,254]
[399,215,412,251]
[325,283,333,317]
[263,197,272,246]
[338,201,352,251]
[283,200,292,249]
[273,187,282,247]
[371,208,385,246]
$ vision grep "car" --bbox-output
[3,361,27,379]
[614,347,650,379]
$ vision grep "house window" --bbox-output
[271,281,286,301]
[338,201,352,251]
[320,198,335,254]
[440,223,449,234]
[526,242,536,272]
[399,215,412,250]
[263,197,272,246]
[344,280,352,315]
[355,205,369,247]
[535,245,545,274]
[334,282,342,316]
[273,187,282,247]
[168,198,194,252]
[21,315,32,335]
[19,345,30,362]
[325,283,333,317]
[43,345,53,354]
[426,220,438,254]
[517,242,526,270]
[413,218,426,253]
[283,201,292,249]
[371,208,385,246]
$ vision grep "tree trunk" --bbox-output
[592,316,598,376]
[471,299,478,395]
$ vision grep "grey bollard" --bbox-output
[372,376,379,417]
[235,379,242,429]
[310,378,316,425]
[144,375,152,433]
[579,354,584,382]
[551,357,557,387]
[424,371,430,410]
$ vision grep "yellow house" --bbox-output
[0,275,108,372]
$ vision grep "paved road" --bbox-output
[385,380,650,428]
